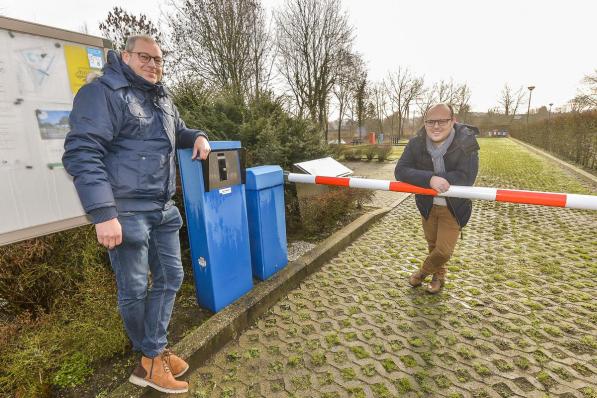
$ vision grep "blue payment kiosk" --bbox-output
[177,142,253,312]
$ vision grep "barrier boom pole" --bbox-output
[285,173,597,211]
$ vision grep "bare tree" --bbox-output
[436,79,457,104]
[275,0,354,139]
[333,51,364,144]
[351,68,369,140]
[167,0,272,102]
[386,67,424,140]
[371,82,388,134]
[570,70,597,111]
[453,83,472,122]
[385,92,398,138]
[416,85,437,120]
[417,79,472,122]
[78,22,89,35]
[99,7,163,51]
[498,84,526,116]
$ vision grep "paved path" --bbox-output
[182,141,596,398]
[343,161,403,209]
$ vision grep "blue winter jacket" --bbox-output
[63,50,207,223]
[395,123,480,228]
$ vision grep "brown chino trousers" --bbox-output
[420,205,461,280]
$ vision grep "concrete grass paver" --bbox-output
[184,139,596,398]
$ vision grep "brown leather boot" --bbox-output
[408,270,428,287]
[426,275,445,294]
[163,348,189,378]
[128,354,188,394]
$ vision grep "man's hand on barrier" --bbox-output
[430,176,450,193]
[95,218,122,250]
[192,136,211,160]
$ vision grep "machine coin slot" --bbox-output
[217,153,228,181]
[201,148,246,192]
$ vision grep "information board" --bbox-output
[0,17,109,245]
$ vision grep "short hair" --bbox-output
[124,35,158,52]
[426,103,454,119]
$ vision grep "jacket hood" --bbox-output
[100,50,167,97]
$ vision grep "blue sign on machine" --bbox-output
[177,141,253,312]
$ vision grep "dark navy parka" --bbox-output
[63,50,207,223]
[394,123,480,228]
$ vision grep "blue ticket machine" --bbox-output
[177,141,253,312]
[245,166,289,280]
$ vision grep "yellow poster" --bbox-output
[63,45,102,95]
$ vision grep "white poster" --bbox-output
[11,34,71,102]
[0,101,29,169]
[0,31,14,98]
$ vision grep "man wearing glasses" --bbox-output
[395,104,479,294]
[63,35,210,394]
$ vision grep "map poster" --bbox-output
[87,47,103,69]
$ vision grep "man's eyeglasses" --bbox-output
[128,51,164,67]
[424,118,452,127]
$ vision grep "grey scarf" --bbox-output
[426,128,455,174]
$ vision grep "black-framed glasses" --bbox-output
[128,51,164,67]
[424,118,452,127]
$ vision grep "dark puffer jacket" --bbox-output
[63,50,207,223]
[394,123,480,228]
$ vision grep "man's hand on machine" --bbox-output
[95,218,122,250]
[192,136,211,160]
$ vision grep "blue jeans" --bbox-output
[108,205,184,358]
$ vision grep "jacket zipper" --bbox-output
[152,96,172,207]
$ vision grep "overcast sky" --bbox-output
[2,0,595,113]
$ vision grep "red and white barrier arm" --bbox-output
[285,173,597,211]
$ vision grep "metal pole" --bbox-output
[526,85,535,130]
[548,103,553,125]
[547,102,554,151]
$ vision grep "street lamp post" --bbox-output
[548,102,554,150]
[548,102,553,124]
[526,85,535,130]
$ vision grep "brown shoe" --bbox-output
[408,270,428,287]
[128,354,188,394]
[426,276,445,294]
[163,348,189,378]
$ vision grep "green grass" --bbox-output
[514,356,530,370]
[350,346,370,359]
[477,138,592,194]
[381,358,397,372]
[394,377,412,393]
[361,363,376,377]
[341,367,356,381]
[400,355,418,368]
[311,352,326,367]
[326,333,340,347]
